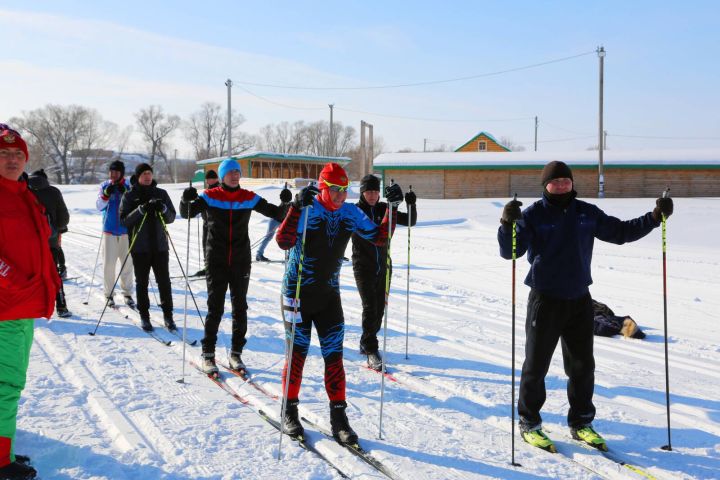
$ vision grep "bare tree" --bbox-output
[256,121,307,154]
[11,104,96,183]
[75,113,118,181]
[135,105,180,179]
[185,102,253,160]
[500,136,526,152]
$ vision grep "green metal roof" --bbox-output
[196,151,351,166]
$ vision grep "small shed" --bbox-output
[196,151,351,185]
[373,150,720,198]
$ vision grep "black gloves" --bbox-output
[103,183,116,197]
[385,184,404,206]
[292,185,319,209]
[404,191,416,205]
[652,196,673,222]
[280,187,292,203]
[183,186,198,202]
[501,199,523,227]
[116,182,127,194]
[140,198,166,215]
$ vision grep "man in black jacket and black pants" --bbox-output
[180,158,291,374]
[119,163,177,332]
[27,168,72,318]
[352,174,417,370]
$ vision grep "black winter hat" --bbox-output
[359,174,380,193]
[134,162,153,177]
[541,161,573,186]
[205,169,218,180]
[31,168,48,179]
[109,160,125,176]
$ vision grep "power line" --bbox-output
[234,50,596,91]
[609,133,720,140]
[335,107,533,123]
[236,85,325,111]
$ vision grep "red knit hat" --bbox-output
[0,127,29,162]
[318,163,349,189]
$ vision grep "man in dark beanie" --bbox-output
[497,160,673,453]
[119,163,177,332]
[352,174,417,370]
[96,159,134,308]
[28,169,72,318]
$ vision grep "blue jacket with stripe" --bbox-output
[498,194,659,300]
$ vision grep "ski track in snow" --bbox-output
[15,185,720,479]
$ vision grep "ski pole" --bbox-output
[405,185,413,360]
[378,179,397,440]
[89,212,148,335]
[157,212,205,325]
[278,191,312,460]
[660,187,672,452]
[83,232,105,305]
[179,181,193,384]
[510,193,521,467]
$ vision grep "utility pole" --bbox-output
[360,121,367,177]
[604,130,608,150]
[597,46,605,198]
[329,104,335,157]
[368,123,374,174]
[225,79,233,157]
[424,138,427,152]
[534,116,538,152]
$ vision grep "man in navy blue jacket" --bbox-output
[497,160,673,453]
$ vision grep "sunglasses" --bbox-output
[322,179,349,192]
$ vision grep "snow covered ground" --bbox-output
[16,182,720,479]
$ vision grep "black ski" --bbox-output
[300,416,401,480]
[163,326,198,346]
[170,274,205,280]
[111,305,173,346]
[258,410,350,479]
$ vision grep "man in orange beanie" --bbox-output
[0,125,60,479]
[275,162,403,445]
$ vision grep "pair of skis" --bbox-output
[110,303,197,347]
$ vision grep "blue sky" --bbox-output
[2,1,719,156]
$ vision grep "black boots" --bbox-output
[140,316,153,332]
[163,315,177,332]
[366,351,383,372]
[0,460,37,479]
[282,400,304,438]
[330,401,358,445]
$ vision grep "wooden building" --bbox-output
[454,131,511,153]
[373,150,720,198]
[196,151,351,185]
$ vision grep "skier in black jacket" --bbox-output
[497,160,673,453]
[27,168,72,318]
[193,169,220,277]
[180,158,290,374]
[119,163,176,332]
[351,174,417,370]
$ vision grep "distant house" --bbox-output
[372,149,720,198]
[196,151,351,186]
[454,131,511,153]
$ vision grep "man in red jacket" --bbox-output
[0,125,60,480]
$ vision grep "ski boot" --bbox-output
[0,461,37,479]
[521,426,557,453]
[330,401,358,445]
[139,315,153,332]
[163,315,177,332]
[14,455,30,465]
[124,296,136,310]
[228,352,246,373]
[105,296,116,308]
[58,266,68,281]
[57,306,72,318]
[282,399,304,438]
[255,254,270,262]
[571,425,607,451]
[201,352,219,376]
[366,351,383,372]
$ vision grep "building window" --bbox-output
[478,141,487,151]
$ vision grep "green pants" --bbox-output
[0,319,34,467]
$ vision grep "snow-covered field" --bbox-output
[17,182,720,479]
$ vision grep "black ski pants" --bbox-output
[51,247,67,311]
[202,263,250,355]
[354,266,389,354]
[131,251,173,320]
[518,289,596,430]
